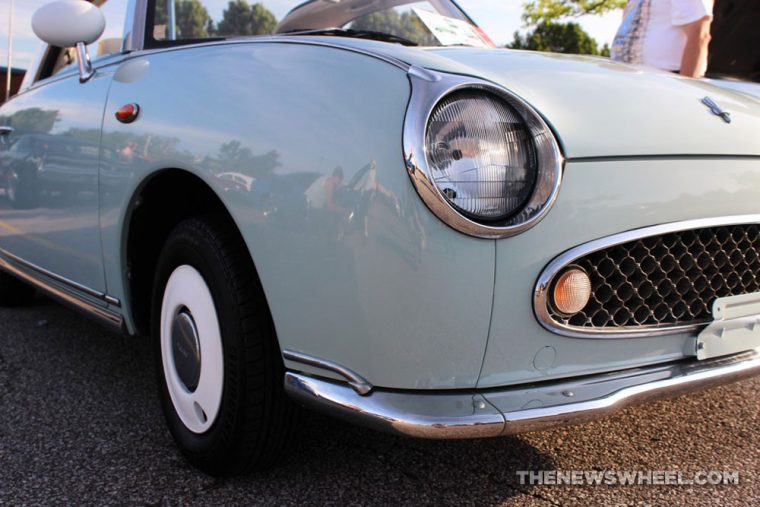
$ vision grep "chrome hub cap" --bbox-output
[160,265,224,434]
[171,310,201,392]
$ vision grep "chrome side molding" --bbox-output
[282,349,373,395]
[284,349,760,439]
[534,214,760,339]
[0,247,123,332]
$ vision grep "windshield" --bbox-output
[148,0,494,48]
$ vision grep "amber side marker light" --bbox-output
[115,103,140,124]
[552,267,592,315]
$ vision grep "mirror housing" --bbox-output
[31,0,106,82]
[32,0,106,48]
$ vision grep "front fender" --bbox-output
[100,41,495,390]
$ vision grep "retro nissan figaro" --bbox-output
[1,0,760,475]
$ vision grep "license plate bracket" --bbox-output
[696,292,760,360]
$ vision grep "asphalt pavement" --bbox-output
[0,297,758,506]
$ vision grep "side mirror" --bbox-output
[31,0,106,82]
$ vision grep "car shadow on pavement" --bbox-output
[0,298,554,505]
[257,409,556,505]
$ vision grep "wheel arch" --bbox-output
[121,167,266,338]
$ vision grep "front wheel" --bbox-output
[152,215,295,475]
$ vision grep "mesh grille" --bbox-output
[548,224,760,329]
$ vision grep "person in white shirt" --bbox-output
[611,0,714,77]
[304,166,345,213]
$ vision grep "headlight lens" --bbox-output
[425,91,538,222]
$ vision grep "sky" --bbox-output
[0,0,623,71]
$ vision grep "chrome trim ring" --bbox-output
[534,214,760,339]
[403,67,564,239]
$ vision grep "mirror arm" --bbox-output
[76,42,95,83]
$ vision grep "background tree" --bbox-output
[217,1,278,36]
[522,0,626,26]
[217,140,281,178]
[1,108,60,133]
[509,21,607,55]
[154,0,213,39]
[175,0,213,38]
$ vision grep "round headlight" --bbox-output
[425,91,538,222]
[404,71,563,239]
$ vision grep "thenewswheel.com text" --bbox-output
[516,470,740,486]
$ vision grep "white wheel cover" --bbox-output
[161,265,224,434]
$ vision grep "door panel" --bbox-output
[0,73,110,292]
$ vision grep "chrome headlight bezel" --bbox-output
[403,67,564,239]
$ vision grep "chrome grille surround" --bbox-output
[534,215,760,339]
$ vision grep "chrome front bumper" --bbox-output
[284,349,760,438]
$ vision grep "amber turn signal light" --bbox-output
[552,267,592,315]
[115,103,140,124]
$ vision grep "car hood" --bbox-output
[421,47,760,158]
[707,78,760,99]
[311,39,760,158]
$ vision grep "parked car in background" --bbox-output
[0,133,101,208]
[1,0,759,476]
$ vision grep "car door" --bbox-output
[0,0,128,296]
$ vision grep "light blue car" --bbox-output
[1,0,759,475]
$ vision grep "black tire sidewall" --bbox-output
[151,223,246,464]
